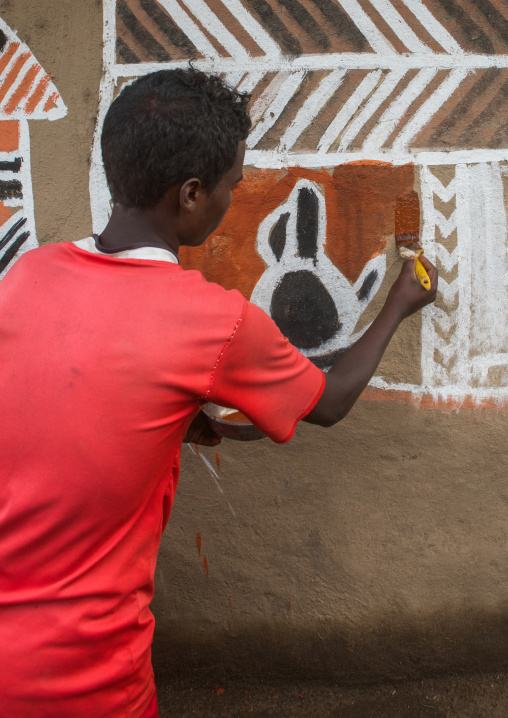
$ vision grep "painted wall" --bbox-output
[3,0,508,681]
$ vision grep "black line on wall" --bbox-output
[0,157,21,173]
[357,270,378,301]
[0,217,27,251]
[296,187,319,259]
[139,0,197,56]
[117,36,140,63]
[276,0,330,50]
[433,0,494,53]
[0,180,22,200]
[458,75,508,145]
[244,0,302,55]
[429,68,498,143]
[0,232,29,273]
[269,212,289,261]
[270,270,341,349]
[469,0,508,45]
[308,0,369,51]
[117,0,172,62]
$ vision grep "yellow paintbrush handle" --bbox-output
[415,256,431,290]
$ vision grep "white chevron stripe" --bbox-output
[367,0,431,54]
[337,0,397,54]
[247,71,306,148]
[431,338,458,365]
[399,0,464,55]
[436,275,459,306]
[157,0,220,60]
[435,241,460,272]
[362,67,437,150]
[222,0,281,59]
[425,173,457,203]
[179,0,250,61]
[434,209,457,239]
[318,71,382,152]
[338,68,405,151]
[431,308,457,333]
[279,70,347,151]
[392,68,468,151]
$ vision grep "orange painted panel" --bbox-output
[180,164,415,297]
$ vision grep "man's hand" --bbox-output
[184,410,222,446]
[385,255,438,321]
[304,256,438,428]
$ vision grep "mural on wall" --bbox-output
[0,18,66,278]
[90,0,508,405]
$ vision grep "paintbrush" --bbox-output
[395,191,431,291]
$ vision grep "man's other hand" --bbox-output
[184,411,222,446]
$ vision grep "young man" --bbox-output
[0,69,437,717]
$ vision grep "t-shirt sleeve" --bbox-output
[205,300,326,443]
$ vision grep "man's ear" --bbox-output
[180,178,202,212]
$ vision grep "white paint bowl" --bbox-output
[202,403,266,441]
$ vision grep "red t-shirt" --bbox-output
[0,239,325,717]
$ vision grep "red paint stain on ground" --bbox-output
[227,620,231,631]
[195,531,201,559]
[215,452,220,471]
[203,555,209,577]
[214,687,225,696]
[288,597,291,607]
[194,443,199,455]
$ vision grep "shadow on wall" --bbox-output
[152,606,508,684]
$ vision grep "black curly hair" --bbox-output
[101,68,251,208]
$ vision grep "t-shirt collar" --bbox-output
[73,235,180,264]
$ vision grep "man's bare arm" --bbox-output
[304,256,438,427]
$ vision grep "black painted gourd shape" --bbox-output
[250,180,386,368]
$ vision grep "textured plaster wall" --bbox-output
[4,0,508,681]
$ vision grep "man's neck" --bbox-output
[98,205,180,256]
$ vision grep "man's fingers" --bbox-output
[419,254,437,276]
